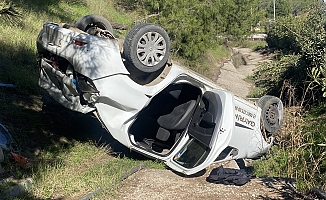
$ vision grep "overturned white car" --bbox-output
[36,14,284,175]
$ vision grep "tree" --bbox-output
[265,0,290,19]
[131,0,261,61]
[260,0,319,18]
[290,0,321,16]
[219,0,263,37]
[253,4,326,100]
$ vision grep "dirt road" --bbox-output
[117,164,298,200]
[116,48,299,200]
[216,48,272,99]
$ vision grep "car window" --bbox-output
[173,138,210,168]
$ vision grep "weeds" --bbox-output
[31,141,165,199]
[253,81,326,193]
[0,1,164,199]
[251,11,326,192]
[170,43,230,83]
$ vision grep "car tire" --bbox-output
[74,14,114,36]
[258,95,284,133]
[123,23,170,73]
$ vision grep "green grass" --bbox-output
[0,1,163,199]
[245,75,267,98]
[1,139,164,199]
[208,43,231,63]
[231,40,267,51]
[175,42,231,81]
[31,141,164,199]
[0,0,135,91]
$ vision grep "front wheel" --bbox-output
[74,14,114,36]
[258,95,284,133]
[123,23,171,73]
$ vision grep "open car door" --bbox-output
[165,90,236,175]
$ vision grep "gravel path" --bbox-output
[216,48,272,99]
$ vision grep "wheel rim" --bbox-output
[85,22,106,34]
[264,103,281,127]
[86,26,98,35]
[136,32,167,67]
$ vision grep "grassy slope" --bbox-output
[0,1,164,199]
[0,0,264,199]
[253,104,326,193]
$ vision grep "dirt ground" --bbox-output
[115,48,303,200]
[216,48,272,99]
[117,162,299,200]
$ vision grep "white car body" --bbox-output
[37,21,279,175]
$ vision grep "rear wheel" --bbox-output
[258,95,284,133]
[123,23,170,73]
[74,14,114,36]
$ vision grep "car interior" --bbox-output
[128,83,202,154]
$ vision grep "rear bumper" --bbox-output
[38,58,95,113]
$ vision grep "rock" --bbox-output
[1,178,33,198]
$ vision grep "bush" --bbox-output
[253,4,326,193]
[253,6,326,102]
[253,104,326,192]
[122,0,262,62]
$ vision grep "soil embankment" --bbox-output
[216,48,272,98]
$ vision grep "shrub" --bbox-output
[253,5,326,102]
[253,104,326,192]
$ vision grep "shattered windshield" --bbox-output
[173,138,210,168]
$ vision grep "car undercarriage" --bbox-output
[36,14,284,175]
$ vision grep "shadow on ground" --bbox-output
[40,94,145,159]
[0,90,150,199]
[257,177,303,199]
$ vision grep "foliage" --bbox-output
[276,0,291,17]
[116,0,320,66]
[118,0,262,62]
[291,0,323,16]
[0,1,22,24]
[266,16,302,51]
[151,0,214,60]
[259,0,319,18]
[252,2,326,193]
[252,5,326,102]
[251,54,308,103]
[253,104,326,192]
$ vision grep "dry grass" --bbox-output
[253,84,326,193]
